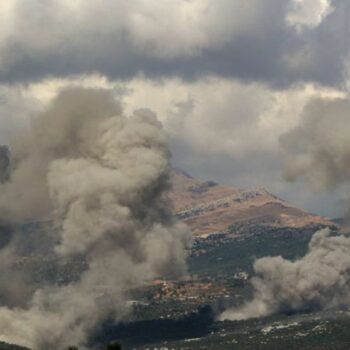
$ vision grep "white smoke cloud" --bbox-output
[220,228,350,321]
[0,87,191,349]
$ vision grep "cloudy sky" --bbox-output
[0,0,349,217]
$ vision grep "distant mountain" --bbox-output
[168,168,334,236]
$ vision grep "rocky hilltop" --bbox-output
[168,168,333,236]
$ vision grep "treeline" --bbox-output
[67,342,122,350]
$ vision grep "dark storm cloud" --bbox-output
[0,0,347,88]
[0,0,287,85]
[282,0,350,87]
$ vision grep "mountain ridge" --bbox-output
[168,168,334,236]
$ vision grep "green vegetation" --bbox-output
[106,342,122,350]
[189,225,323,278]
[139,311,350,350]
[65,342,122,350]
[0,342,29,350]
[8,224,349,350]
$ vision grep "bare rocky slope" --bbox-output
[168,168,333,236]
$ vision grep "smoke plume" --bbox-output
[220,228,350,320]
[220,97,350,321]
[0,87,191,349]
[281,98,350,191]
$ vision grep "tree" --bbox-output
[106,342,122,350]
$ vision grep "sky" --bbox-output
[0,0,349,217]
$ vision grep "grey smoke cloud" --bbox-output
[0,87,191,349]
[280,98,350,191]
[220,228,350,320]
[220,96,350,321]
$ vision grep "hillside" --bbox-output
[168,168,333,236]
[0,342,28,350]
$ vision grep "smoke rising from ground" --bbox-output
[0,87,191,349]
[220,97,350,321]
[220,228,350,320]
